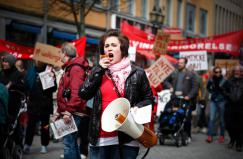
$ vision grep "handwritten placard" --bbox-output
[180,51,208,71]
[146,56,175,87]
[33,42,63,67]
[215,59,239,70]
[153,30,170,56]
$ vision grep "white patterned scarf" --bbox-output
[108,57,131,94]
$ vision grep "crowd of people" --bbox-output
[0,29,243,159]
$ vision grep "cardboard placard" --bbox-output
[153,30,170,56]
[146,56,175,87]
[215,59,239,70]
[33,42,63,67]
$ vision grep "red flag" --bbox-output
[121,21,156,60]
[72,37,86,57]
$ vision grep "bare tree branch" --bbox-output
[84,0,98,17]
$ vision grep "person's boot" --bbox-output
[206,136,213,143]
[40,146,48,153]
[227,140,235,149]
[23,144,30,154]
[236,142,242,152]
[218,136,225,143]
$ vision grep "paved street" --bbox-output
[23,133,243,159]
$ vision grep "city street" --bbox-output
[23,133,243,159]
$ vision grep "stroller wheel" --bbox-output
[159,134,165,145]
[182,132,188,146]
[174,133,182,147]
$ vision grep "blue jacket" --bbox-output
[0,83,9,124]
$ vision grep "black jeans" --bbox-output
[24,113,50,146]
[78,116,90,156]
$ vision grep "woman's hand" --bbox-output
[99,55,111,69]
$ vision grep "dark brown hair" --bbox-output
[99,29,129,58]
[179,57,188,64]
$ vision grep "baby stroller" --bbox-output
[157,96,190,147]
[1,90,27,159]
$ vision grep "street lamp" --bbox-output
[149,6,165,31]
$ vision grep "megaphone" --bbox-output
[101,98,157,148]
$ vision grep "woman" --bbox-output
[79,29,153,159]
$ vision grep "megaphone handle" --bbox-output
[137,126,158,148]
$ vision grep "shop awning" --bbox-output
[12,22,41,34]
[53,30,99,45]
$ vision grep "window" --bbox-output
[154,0,160,7]
[127,0,135,15]
[5,22,39,47]
[166,0,172,26]
[176,0,182,27]
[141,0,147,19]
[186,3,196,32]
[110,0,120,11]
[200,9,208,36]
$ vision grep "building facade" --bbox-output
[0,0,242,65]
[214,0,243,35]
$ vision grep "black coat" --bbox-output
[25,66,57,116]
[79,64,154,146]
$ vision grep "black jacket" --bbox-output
[25,66,57,116]
[79,64,153,146]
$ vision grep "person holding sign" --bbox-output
[164,57,199,143]
[23,60,57,154]
[78,29,153,159]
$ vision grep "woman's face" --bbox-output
[1,60,10,70]
[104,36,122,65]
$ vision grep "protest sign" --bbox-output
[179,51,208,71]
[33,42,63,67]
[146,56,175,87]
[50,115,78,139]
[153,30,170,56]
[156,90,171,117]
[39,70,55,90]
[215,59,239,70]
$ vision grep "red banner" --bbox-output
[121,21,243,57]
[0,37,87,59]
[168,30,243,56]
[0,39,34,59]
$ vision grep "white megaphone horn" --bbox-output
[101,98,157,148]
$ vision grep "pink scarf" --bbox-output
[108,57,131,94]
